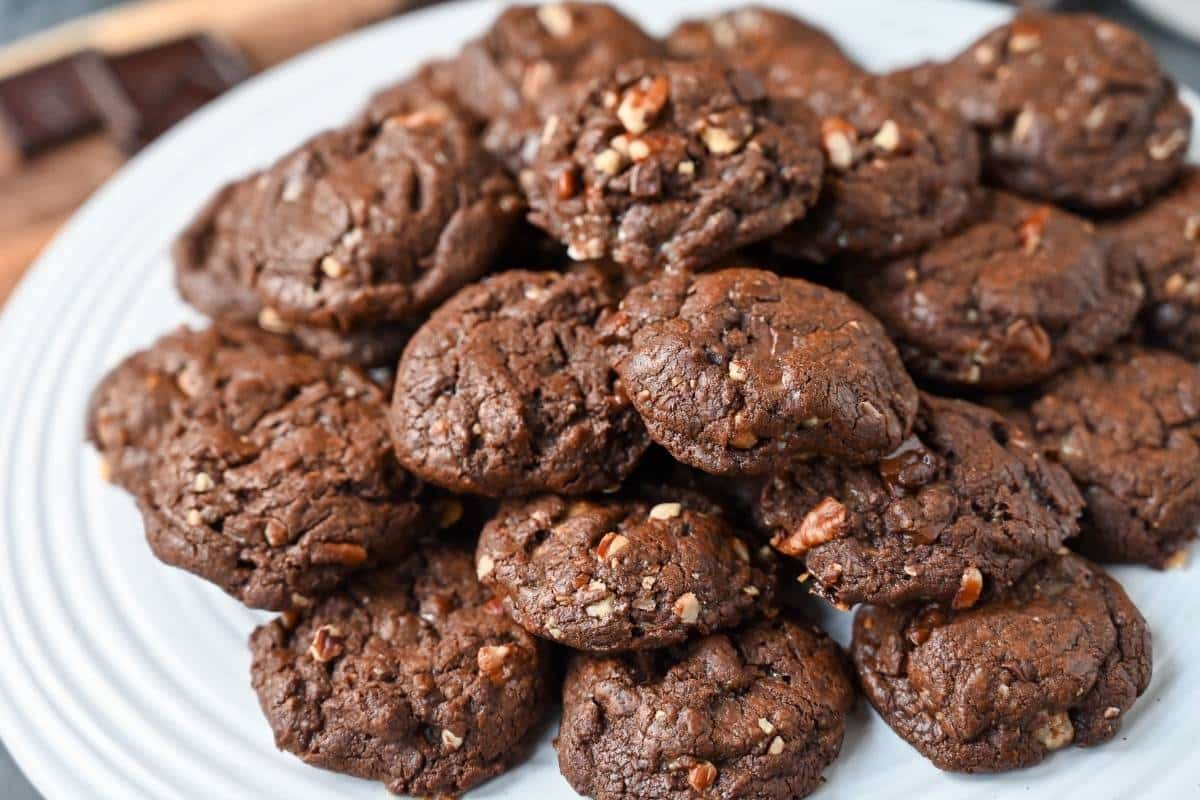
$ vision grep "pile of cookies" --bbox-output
[86,4,1199,798]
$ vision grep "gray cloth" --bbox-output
[0,0,1198,797]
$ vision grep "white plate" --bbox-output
[1,1,1198,798]
[1131,0,1200,44]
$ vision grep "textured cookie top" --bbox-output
[758,393,1083,608]
[455,2,661,120]
[1106,166,1200,359]
[665,6,855,73]
[389,268,648,496]
[603,267,918,474]
[175,101,519,332]
[852,553,1151,773]
[88,325,427,610]
[849,191,1142,389]
[525,58,824,274]
[250,548,551,796]
[476,493,776,652]
[558,617,854,800]
[1030,346,1200,566]
[929,13,1191,209]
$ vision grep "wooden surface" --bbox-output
[0,0,419,306]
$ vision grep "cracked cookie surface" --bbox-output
[524,58,824,275]
[757,393,1083,608]
[665,6,855,74]
[916,13,1191,210]
[476,493,776,652]
[847,191,1142,390]
[852,553,1151,772]
[88,324,427,610]
[389,268,648,497]
[249,547,552,796]
[602,267,918,474]
[558,616,854,800]
[1029,346,1200,567]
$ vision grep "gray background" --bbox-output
[0,0,1197,797]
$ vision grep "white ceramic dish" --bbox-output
[1,1,1198,797]
[1131,0,1200,44]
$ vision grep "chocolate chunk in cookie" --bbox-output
[602,268,918,474]
[758,393,1083,608]
[1107,167,1200,359]
[666,7,856,74]
[476,493,775,652]
[88,325,427,610]
[1028,346,1200,567]
[558,616,854,800]
[250,547,552,796]
[174,99,519,333]
[455,2,660,121]
[525,58,824,275]
[852,553,1151,773]
[847,191,1142,389]
[922,13,1191,210]
[389,268,648,497]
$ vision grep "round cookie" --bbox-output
[665,7,855,73]
[758,393,1084,608]
[89,325,428,610]
[557,617,854,800]
[1106,166,1200,359]
[925,13,1191,210]
[602,268,918,474]
[389,268,648,497]
[173,101,519,333]
[525,58,825,275]
[249,547,552,796]
[847,191,1142,390]
[475,493,776,652]
[1028,346,1200,567]
[454,2,660,121]
[852,553,1151,773]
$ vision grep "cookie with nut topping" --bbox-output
[1027,346,1200,567]
[174,93,519,335]
[852,553,1151,773]
[758,393,1083,608]
[602,267,918,474]
[1106,166,1200,359]
[525,58,824,274]
[88,324,428,610]
[249,547,552,796]
[665,6,856,74]
[916,13,1191,210]
[389,268,649,497]
[557,616,854,800]
[846,191,1142,389]
[476,493,775,652]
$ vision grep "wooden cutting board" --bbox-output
[0,0,428,305]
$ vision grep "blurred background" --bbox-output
[0,0,1197,797]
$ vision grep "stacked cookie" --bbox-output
[86,4,1199,798]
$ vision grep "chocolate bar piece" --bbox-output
[90,35,251,152]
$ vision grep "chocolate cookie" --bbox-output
[389,268,648,497]
[923,13,1191,210]
[665,7,856,74]
[1107,167,1200,359]
[88,325,427,610]
[1028,346,1200,567]
[602,268,918,474]
[174,100,519,333]
[524,58,825,274]
[847,191,1142,389]
[852,553,1151,773]
[249,547,552,796]
[557,617,854,800]
[475,493,776,652]
[758,393,1083,608]
[455,2,660,121]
